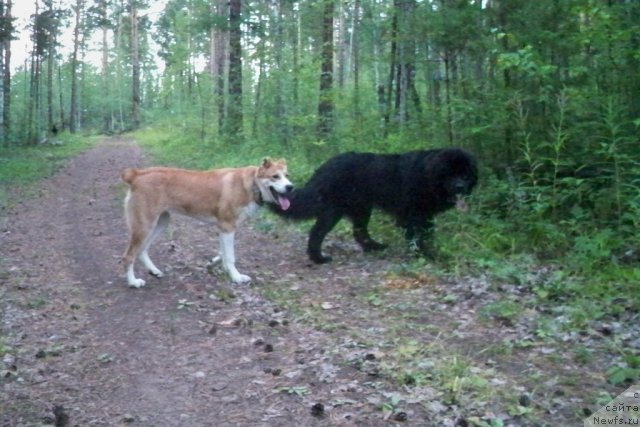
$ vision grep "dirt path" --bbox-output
[0,136,626,427]
[0,137,406,426]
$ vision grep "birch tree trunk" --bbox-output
[101,8,110,132]
[2,0,9,143]
[47,43,53,135]
[130,1,140,129]
[352,0,360,121]
[317,0,334,141]
[214,0,227,135]
[70,0,83,133]
[226,0,242,138]
[0,0,5,144]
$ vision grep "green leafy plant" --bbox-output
[480,300,523,326]
[278,386,310,397]
[607,352,640,385]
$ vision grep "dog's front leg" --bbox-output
[404,216,436,257]
[219,232,251,283]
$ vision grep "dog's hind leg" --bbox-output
[139,211,170,278]
[219,231,251,284]
[308,209,342,263]
[349,207,387,252]
[122,192,150,288]
[123,224,151,288]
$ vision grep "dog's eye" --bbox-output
[272,174,280,180]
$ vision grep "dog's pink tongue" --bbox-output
[278,195,291,211]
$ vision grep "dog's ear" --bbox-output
[261,157,273,168]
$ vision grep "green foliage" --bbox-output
[277,386,310,397]
[480,300,522,326]
[608,351,640,385]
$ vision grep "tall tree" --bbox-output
[29,1,66,142]
[130,0,140,128]
[225,0,242,138]
[91,0,114,132]
[317,0,334,141]
[352,0,361,120]
[384,0,420,130]
[0,0,14,144]
[69,0,85,133]
[213,0,227,135]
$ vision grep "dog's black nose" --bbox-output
[285,184,294,193]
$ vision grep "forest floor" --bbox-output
[0,136,633,426]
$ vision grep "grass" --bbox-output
[0,133,95,210]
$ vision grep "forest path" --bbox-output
[0,136,398,426]
[0,136,617,427]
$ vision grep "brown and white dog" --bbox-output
[121,158,293,287]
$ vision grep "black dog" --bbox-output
[269,148,478,263]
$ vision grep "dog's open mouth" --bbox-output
[270,187,291,211]
[454,194,469,212]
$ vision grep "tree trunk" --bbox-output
[102,18,110,132]
[214,0,227,135]
[274,0,288,147]
[58,65,64,130]
[130,1,140,129]
[317,0,334,141]
[27,0,40,144]
[226,0,242,138]
[352,0,360,121]
[252,47,264,138]
[0,0,5,144]
[47,45,53,135]
[115,0,125,132]
[2,0,9,143]
[444,50,453,145]
[384,0,397,133]
[252,9,265,139]
[70,0,83,133]
[498,4,513,164]
[393,0,420,124]
[292,3,300,107]
[336,0,345,88]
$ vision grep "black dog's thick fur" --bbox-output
[270,148,478,263]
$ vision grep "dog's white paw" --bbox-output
[128,278,146,288]
[210,256,221,265]
[231,273,251,284]
[148,268,164,278]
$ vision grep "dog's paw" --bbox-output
[362,240,387,252]
[231,273,252,284]
[310,254,333,264]
[128,278,146,288]
[148,268,164,278]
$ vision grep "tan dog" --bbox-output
[121,158,293,287]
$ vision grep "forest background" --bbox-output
[0,0,639,389]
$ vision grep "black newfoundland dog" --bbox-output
[269,148,478,263]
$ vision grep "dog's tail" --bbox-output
[121,168,138,185]
[267,185,321,220]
